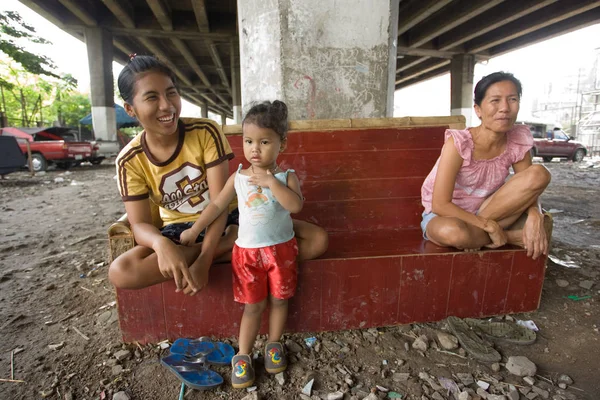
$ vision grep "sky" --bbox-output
[2,0,600,126]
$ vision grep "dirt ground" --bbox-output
[0,159,599,400]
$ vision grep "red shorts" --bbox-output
[231,238,298,304]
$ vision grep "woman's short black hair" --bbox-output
[473,71,522,106]
[242,100,289,140]
[117,55,178,104]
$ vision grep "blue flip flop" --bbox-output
[170,337,234,365]
[160,353,223,391]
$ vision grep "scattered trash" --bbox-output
[387,392,403,399]
[70,180,80,186]
[382,359,388,365]
[376,385,389,392]
[548,255,580,269]
[304,336,317,348]
[516,320,539,332]
[302,378,314,396]
[99,301,117,310]
[54,177,64,183]
[547,208,564,214]
[564,295,592,301]
[48,342,65,351]
[438,377,460,393]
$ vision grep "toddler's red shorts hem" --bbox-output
[232,237,298,304]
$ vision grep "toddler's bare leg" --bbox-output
[268,296,288,343]
[238,299,268,355]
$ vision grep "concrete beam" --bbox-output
[395,59,450,85]
[207,42,231,91]
[397,46,457,59]
[397,0,451,36]
[489,7,600,57]
[408,0,505,48]
[146,0,173,31]
[101,0,135,28]
[63,25,233,41]
[466,0,600,53]
[395,66,449,90]
[437,0,557,51]
[396,56,430,74]
[57,0,97,26]
[191,0,210,32]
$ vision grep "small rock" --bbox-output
[40,390,54,398]
[508,388,520,400]
[476,387,490,398]
[523,376,536,385]
[506,356,537,377]
[579,280,594,290]
[362,394,378,400]
[555,279,569,287]
[458,392,473,400]
[404,342,410,351]
[114,349,131,361]
[64,390,74,400]
[532,386,550,399]
[327,391,344,400]
[432,392,445,400]
[48,342,64,351]
[437,331,459,350]
[491,362,501,372]
[392,372,410,382]
[275,372,285,386]
[113,392,130,400]
[242,392,258,400]
[412,335,429,352]
[112,365,124,375]
[477,380,490,390]
[526,392,539,400]
[456,373,475,386]
[458,348,467,357]
[285,339,303,353]
[557,374,573,385]
[299,395,311,400]
[106,359,118,367]
[488,395,507,400]
[558,382,567,389]
[45,283,56,290]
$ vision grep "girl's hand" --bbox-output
[154,237,198,292]
[522,212,547,259]
[179,228,199,247]
[248,170,277,189]
[483,220,507,249]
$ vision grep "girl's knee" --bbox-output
[244,300,267,315]
[108,258,129,288]
[430,220,470,248]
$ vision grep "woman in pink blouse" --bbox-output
[421,72,551,259]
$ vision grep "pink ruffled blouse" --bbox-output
[421,125,533,214]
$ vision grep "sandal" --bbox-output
[160,353,223,390]
[464,318,536,345]
[170,337,235,365]
[447,316,502,362]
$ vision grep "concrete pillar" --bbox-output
[231,40,242,123]
[220,113,226,126]
[450,54,475,126]
[84,27,116,141]
[238,0,399,120]
[201,102,209,118]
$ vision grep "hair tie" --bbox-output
[128,53,137,61]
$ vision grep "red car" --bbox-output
[0,127,93,172]
[522,123,588,162]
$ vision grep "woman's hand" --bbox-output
[182,253,212,295]
[522,212,547,259]
[153,237,198,292]
[248,170,277,189]
[179,228,199,246]
[483,219,508,248]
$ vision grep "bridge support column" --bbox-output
[238,0,399,120]
[450,54,475,126]
[85,27,116,141]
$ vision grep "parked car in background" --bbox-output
[0,127,93,172]
[516,121,588,162]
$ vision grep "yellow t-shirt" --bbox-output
[116,118,234,226]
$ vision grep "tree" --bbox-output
[50,92,91,127]
[0,11,58,79]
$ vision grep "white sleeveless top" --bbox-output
[234,164,295,248]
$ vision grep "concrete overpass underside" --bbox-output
[17,0,600,119]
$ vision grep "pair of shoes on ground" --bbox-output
[160,337,235,390]
[447,316,536,363]
[231,342,287,389]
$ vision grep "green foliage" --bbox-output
[0,60,90,127]
[0,11,59,78]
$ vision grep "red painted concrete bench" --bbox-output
[108,116,549,344]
